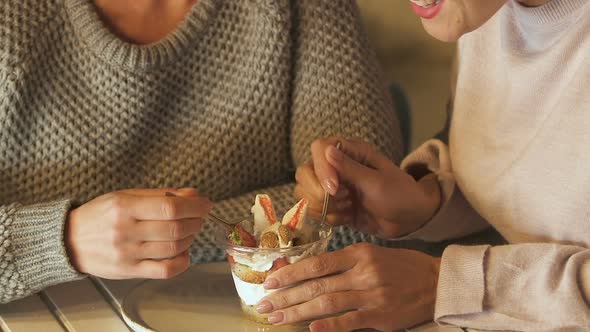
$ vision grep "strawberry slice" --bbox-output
[271,257,290,271]
[236,225,257,247]
[229,224,257,247]
[259,195,277,225]
[282,199,308,230]
[227,255,236,265]
[252,194,278,235]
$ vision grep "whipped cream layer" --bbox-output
[231,271,275,305]
[232,252,280,272]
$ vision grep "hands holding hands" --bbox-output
[65,187,212,279]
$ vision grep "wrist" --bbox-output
[65,208,83,273]
[427,256,442,317]
[415,173,442,225]
[395,173,442,236]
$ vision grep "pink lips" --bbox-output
[410,0,445,19]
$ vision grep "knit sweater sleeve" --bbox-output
[289,0,403,165]
[0,201,83,303]
[434,243,590,330]
[1,52,83,302]
[191,1,402,261]
[396,138,490,242]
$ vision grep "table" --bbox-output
[0,263,472,332]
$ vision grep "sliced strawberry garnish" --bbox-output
[227,255,236,265]
[259,195,277,225]
[282,199,308,230]
[271,257,290,271]
[229,224,257,247]
[235,224,257,247]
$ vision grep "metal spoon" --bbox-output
[320,141,342,225]
[164,192,235,230]
[207,212,236,230]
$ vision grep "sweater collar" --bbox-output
[512,0,588,26]
[64,0,221,70]
[504,0,588,54]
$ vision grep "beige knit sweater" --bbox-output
[401,0,590,330]
[0,0,402,303]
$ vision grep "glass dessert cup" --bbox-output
[214,221,333,325]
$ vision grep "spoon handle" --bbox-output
[320,141,342,225]
[164,192,234,230]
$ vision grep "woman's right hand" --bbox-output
[65,188,212,279]
[295,137,441,238]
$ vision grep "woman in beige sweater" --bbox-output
[0,0,402,303]
[258,0,590,331]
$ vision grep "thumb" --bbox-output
[325,144,380,188]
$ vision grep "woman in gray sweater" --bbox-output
[0,0,402,303]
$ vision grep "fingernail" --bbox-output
[310,320,326,331]
[326,145,344,163]
[165,191,176,197]
[268,311,284,324]
[323,179,337,196]
[263,278,279,289]
[256,300,273,313]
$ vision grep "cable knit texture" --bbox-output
[0,0,402,303]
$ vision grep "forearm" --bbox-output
[436,243,590,331]
[393,172,443,237]
[0,200,83,303]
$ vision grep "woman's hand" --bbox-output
[65,188,212,279]
[295,137,441,238]
[257,243,441,332]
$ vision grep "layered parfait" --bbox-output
[220,194,332,324]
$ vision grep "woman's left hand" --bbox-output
[256,243,441,332]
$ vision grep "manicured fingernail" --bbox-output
[256,300,273,313]
[165,192,176,197]
[263,278,279,289]
[268,311,284,324]
[323,179,337,196]
[310,320,326,331]
[326,145,344,163]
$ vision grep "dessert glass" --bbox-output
[214,220,333,324]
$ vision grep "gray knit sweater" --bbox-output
[0,0,402,303]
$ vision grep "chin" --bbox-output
[422,20,466,42]
[415,0,508,43]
